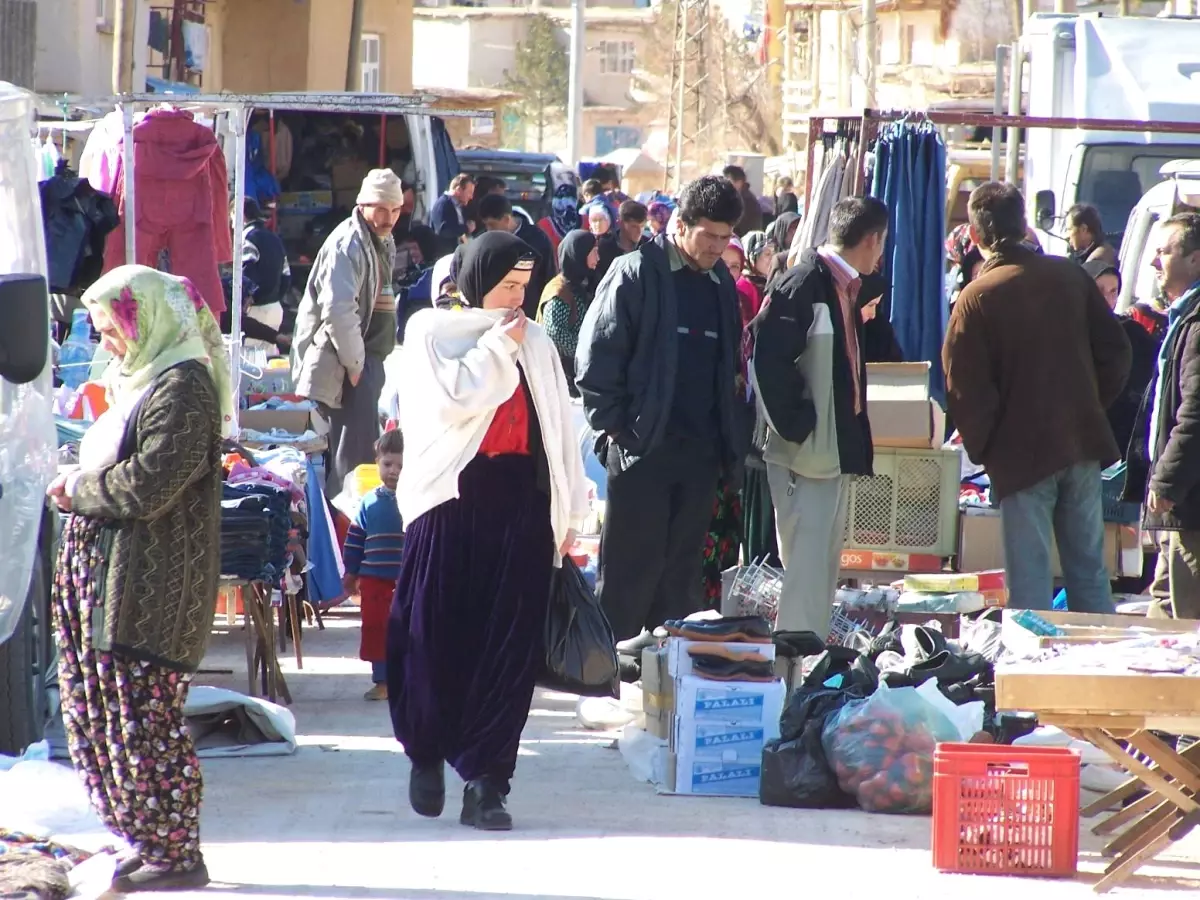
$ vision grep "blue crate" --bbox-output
[1102,463,1141,525]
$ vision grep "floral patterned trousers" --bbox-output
[52,515,204,872]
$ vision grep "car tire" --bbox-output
[0,538,51,757]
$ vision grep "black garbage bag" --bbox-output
[540,556,620,698]
[761,687,859,809]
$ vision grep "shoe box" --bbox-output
[641,645,674,741]
[671,674,785,797]
[666,638,776,678]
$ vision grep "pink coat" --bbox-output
[103,108,232,315]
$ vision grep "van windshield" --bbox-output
[1079,144,1200,249]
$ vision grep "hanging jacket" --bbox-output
[103,108,233,315]
[40,169,119,295]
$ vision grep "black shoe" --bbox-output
[114,854,143,878]
[772,630,826,659]
[615,629,661,657]
[460,779,513,831]
[408,761,446,818]
[690,656,777,682]
[112,862,210,893]
[664,616,773,643]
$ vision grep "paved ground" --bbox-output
[129,612,1200,899]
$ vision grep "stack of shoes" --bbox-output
[665,616,775,682]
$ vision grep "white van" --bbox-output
[1116,161,1200,314]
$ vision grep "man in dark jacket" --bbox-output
[1124,213,1200,619]
[944,182,1131,613]
[753,197,885,639]
[724,165,763,237]
[596,199,648,284]
[475,192,553,319]
[429,173,474,256]
[576,176,748,651]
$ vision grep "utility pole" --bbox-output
[862,0,877,109]
[346,0,366,92]
[665,0,711,192]
[567,0,584,167]
[112,0,138,93]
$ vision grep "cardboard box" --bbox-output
[675,719,776,761]
[276,190,333,216]
[666,637,776,678]
[674,675,786,728]
[640,646,674,741]
[840,549,944,573]
[239,408,312,436]
[866,362,946,450]
[331,159,372,191]
[674,757,764,797]
[903,570,1006,594]
[956,509,1142,581]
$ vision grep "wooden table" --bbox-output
[997,668,1200,892]
[217,579,298,705]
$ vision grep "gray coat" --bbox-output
[292,209,395,409]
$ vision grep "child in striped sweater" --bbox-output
[342,429,405,701]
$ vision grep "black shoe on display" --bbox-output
[460,779,514,831]
[112,862,210,893]
[664,615,773,643]
[408,761,446,818]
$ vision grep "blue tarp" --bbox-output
[871,121,948,404]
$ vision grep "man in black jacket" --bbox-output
[576,176,748,651]
[1125,213,1200,618]
[475,192,554,319]
[752,197,886,639]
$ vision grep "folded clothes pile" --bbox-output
[220,482,291,582]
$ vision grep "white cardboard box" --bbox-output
[666,638,776,678]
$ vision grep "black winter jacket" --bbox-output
[752,249,873,478]
[1125,291,1200,530]
[575,235,748,476]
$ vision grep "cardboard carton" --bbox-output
[866,362,945,449]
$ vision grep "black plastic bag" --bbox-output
[761,686,860,809]
[540,556,620,698]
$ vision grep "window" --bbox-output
[598,40,635,76]
[360,33,382,93]
[595,125,641,157]
[96,0,113,29]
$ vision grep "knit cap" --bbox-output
[356,168,404,207]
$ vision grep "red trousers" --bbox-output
[358,575,395,663]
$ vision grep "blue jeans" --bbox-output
[371,661,387,683]
[999,462,1115,613]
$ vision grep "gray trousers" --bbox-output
[1147,530,1200,620]
[323,354,386,497]
[767,463,850,638]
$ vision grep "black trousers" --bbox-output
[597,436,720,642]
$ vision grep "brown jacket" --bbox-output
[942,245,1131,500]
[72,361,223,671]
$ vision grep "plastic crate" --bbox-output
[843,448,962,556]
[1102,462,1141,525]
[932,743,1081,878]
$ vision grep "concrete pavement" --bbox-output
[140,613,1200,899]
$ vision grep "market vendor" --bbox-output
[292,168,401,495]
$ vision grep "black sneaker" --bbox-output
[408,761,446,818]
[112,862,210,893]
[460,779,513,831]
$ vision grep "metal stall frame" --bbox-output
[110,92,495,437]
[802,108,1200,214]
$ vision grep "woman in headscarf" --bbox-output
[584,200,615,237]
[537,229,599,395]
[44,266,231,893]
[858,272,905,363]
[738,231,774,326]
[388,231,589,832]
[537,182,581,258]
[768,212,800,259]
[647,201,673,237]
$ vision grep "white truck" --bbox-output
[1021,13,1200,255]
[0,81,63,755]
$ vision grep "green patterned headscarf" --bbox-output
[81,265,235,437]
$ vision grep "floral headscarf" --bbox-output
[549,182,581,238]
[82,265,235,437]
[647,201,672,234]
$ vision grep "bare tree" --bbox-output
[951,0,1016,62]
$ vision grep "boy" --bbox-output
[342,429,405,700]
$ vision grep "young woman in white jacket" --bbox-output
[387,230,590,831]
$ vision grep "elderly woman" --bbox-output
[45,265,231,893]
[388,231,589,831]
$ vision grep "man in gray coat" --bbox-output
[293,168,401,495]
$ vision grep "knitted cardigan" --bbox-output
[70,360,223,671]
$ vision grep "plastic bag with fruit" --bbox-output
[821,683,959,814]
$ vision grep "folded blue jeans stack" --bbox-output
[221,482,292,581]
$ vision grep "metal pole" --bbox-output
[112,0,137,93]
[567,0,584,167]
[862,0,877,109]
[990,45,1007,182]
[346,0,367,92]
[121,103,136,263]
[674,1,689,191]
[230,106,248,438]
[1005,43,1023,187]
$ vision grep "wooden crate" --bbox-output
[1000,609,1200,657]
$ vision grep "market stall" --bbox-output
[996,611,1200,892]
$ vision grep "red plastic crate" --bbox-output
[932,743,1081,877]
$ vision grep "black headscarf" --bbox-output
[457,231,534,307]
[558,229,597,300]
[767,212,800,255]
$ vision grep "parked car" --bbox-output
[455,149,564,222]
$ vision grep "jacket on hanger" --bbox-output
[40,168,120,295]
[103,107,233,315]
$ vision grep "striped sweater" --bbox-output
[343,486,405,581]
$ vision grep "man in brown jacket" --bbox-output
[943,182,1131,612]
